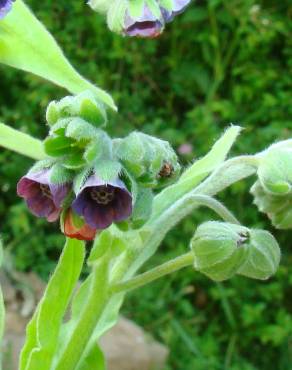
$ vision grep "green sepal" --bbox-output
[88,0,111,14]
[29,158,55,173]
[65,118,98,141]
[131,186,154,228]
[44,136,75,157]
[94,160,122,183]
[159,0,174,11]
[128,0,145,18]
[62,152,87,170]
[238,230,281,280]
[49,163,75,184]
[191,221,250,282]
[73,167,93,194]
[145,0,162,19]
[107,0,128,33]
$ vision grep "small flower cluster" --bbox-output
[17,91,180,240]
[89,0,192,38]
[0,0,14,19]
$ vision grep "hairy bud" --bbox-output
[237,229,281,280]
[190,222,250,282]
[115,132,180,188]
[258,147,292,195]
[191,221,280,281]
[251,181,292,229]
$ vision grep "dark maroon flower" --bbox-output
[72,175,132,229]
[63,209,97,241]
[124,5,164,38]
[17,169,69,222]
[161,0,191,23]
[0,0,14,19]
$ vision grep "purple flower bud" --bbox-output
[124,5,164,38]
[72,175,132,229]
[161,0,191,23]
[0,0,14,19]
[17,169,69,222]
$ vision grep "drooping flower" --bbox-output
[0,0,14,19]
[124,4,164,38]
[161,0,191,23]
[17,169,69,222]
[63,209,97,241]
[72,175,132,229]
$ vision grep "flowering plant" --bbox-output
[0,1,290,369]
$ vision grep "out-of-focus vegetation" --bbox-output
[0,0,292,369]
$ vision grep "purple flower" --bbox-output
[0,0,14,19]
[124,5,164,38]
[72,175,132,229]
[161,0,191,23]
[17,169,69,222]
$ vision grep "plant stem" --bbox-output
[110,252,194,294]
[188,195,240,224]
[54,256,110,370]
[0,123,46,160]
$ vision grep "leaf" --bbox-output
[50,163,75,184]
[0,122,46,160]
[94,160,122,183]
[19,238,85,370]
[151,126,242,221]
[77,344,106,370]
[0,1,116,111]
[44,136,75,157]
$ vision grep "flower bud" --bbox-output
[251,181,292,229]
[46,91,107,128]
[115,132,180,188]
[237,229,280,280]
[258,147,292,195]
[62,209,97,241]
[190,222,250,282]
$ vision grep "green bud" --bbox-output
[251,181,292,229]
[115,132,180,188]
[237,229,281,280]
[46,91,107,128]
[258,147,292,195]
[190,222,250,282]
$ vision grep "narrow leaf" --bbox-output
[0,122,46,160]
[0,1,116,111]
[19,238,85,370]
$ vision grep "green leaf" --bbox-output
[0,122,46,160]
[50,163,75,184]
[151,126,242,221]
[0,1,116,111]
[94,160,122,183]
[77,344,106,370]
[19,238,85,370]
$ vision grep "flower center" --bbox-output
[40,184,52,199]
[90,186,115,205]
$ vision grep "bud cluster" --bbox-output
[88,0,192,37]
[191,221,280,282]
[17,92,181,240]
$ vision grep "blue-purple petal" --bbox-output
[0,0,13,19]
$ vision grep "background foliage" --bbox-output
[0,0,292,369]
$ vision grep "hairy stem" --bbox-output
[110,252,194,294]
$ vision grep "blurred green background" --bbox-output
[1,0,292,369]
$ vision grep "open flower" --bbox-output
[63,209,97,241]
[161,0,191,23]
[17,169,69,222]
[124,4,164,38]
[72,175,132,229]
[0,0,14,19]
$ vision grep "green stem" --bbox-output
[110,252,194,294]
[0,123,46,160]
[54,256,110,370]
[187,195,240,224]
